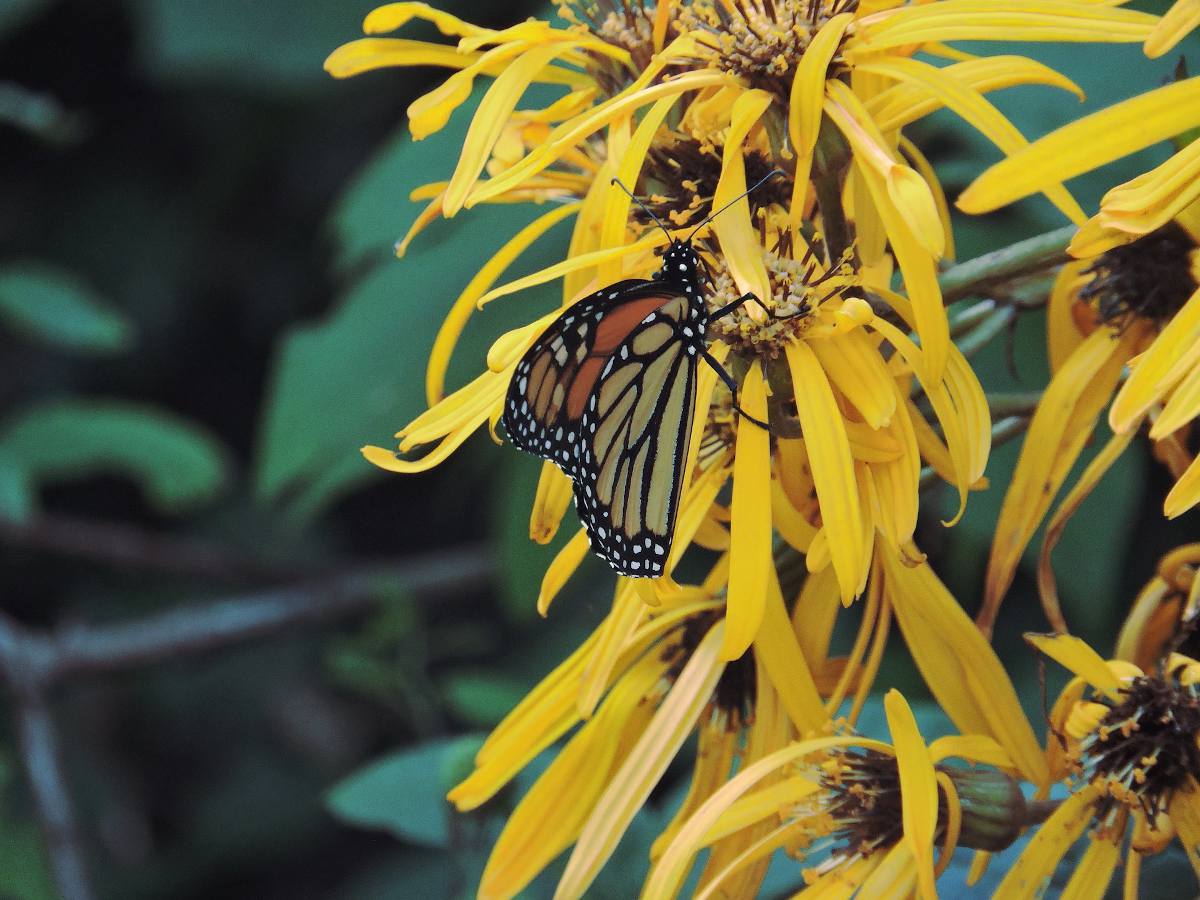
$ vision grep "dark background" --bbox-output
[0,1,1195,897]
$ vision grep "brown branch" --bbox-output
[0,514,305,583]
[0,544,493,900]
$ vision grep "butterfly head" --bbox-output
[656,238,705,289]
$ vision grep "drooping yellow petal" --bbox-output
[555,622,726,900]
[809,329,897,429]
[1047,261,1090,374]
[426,202,579,404]
[407,43,527,140]
[537,528,591,616]
[788,12,855,237]
[529,461,574,544]
[577,582,647,718]
[868,56,1084,134]
[712,90,774,306]
[1037,429,1136,633]
[857,57,1085,225]
[899,135,956,261]
[928,734,1012,769]
[1111,287,1200,432]
[883,549,1048,787]
[753,566,829,734]
[1165,450,1200,518]
[469,67,732,206]
[1146,0,1200,57]
[724,362,773,659]
[959,76,1200,215]
[363,2,489,38]
[784,342,864,606]
[825,82,945,260]
[325,38,488,79]
[1097,139,1200,238]
[853,2,1157,53]
[1060,835,1120,900]
[1025,633,1124,697]
[596,95,679,282]
[992,785,1103,900]
[883,691,938,900]
[982,327,1134,633]
[478,657,661,900]
[1170,784,1200,875]
[443,43,568,216]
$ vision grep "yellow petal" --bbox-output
[1165,450,1200,518]
[929,734,1013,769]
[537,529,590,616]
[469,67,731,207]
[1145,0,1200,57]
[406,43,525,140]
[825,82,944,259]
[883,549,1048,786]
[1170,785,1200,875]
[426,202,579,404]
[784,342,864,606]
[809,329,897,429]
[853,2,1158,52]
[723,362,773,659]
[443,44,567,216]
[788,13,855,237]
[555,622,726,900]
[771,475,818,552]
[596,95,680,281]
[1097,139,1200,237]
[530,461,574,544]
[982,327,1132,632]
[899,134,956,260]
[712,90,774,306]
[868,55,1084,134]
[1025,633,1124,697]
[577,582,647,717]
[858,57,1085,225]
[992,785,1103,900]
[1037,429,1135,633]
[753,566,829,734]
[363,3,489,37]
[325,37,487,79]
[1111,287,1200,433]
[884,690,938,900]
[1060,831,1120,900]
[1046,261,1090,374]
[478,657,661,899]
[959,76,1200,214]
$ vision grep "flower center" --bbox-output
[636,135,790,228]
[663,612,758,720]
[679,0,854,98]
[1075,672,1200,827]
[1079,222,1199,331]
[821,750,910,855]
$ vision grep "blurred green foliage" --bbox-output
[0,0,1197,898]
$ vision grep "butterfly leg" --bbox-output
[705,292,804,324]
[700,348,772,432]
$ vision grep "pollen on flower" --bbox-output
[704,239,857,355]
[678,0,855,98]
[1070,666,1200,828]
[1078,221,1200,331]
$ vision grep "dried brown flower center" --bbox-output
[662,612,758,719]
[1076,673,1200,827]
[1080,222,1199,331]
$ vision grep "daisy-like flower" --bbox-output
[976,198,1200,635]
[448,557,829,900]
[644,689,1038,899]
[450,542,1048,899]
[1004,634,1200,897]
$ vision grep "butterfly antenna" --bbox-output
[610,177,673,242]
[687,168,786,242]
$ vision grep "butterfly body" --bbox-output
[503,239,712,577]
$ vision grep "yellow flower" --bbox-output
[977,202,1200,636]
[644,689,1032,899]
[1002,634,1200,898]
[447,560,828,900]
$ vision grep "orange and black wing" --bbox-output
[502,280,679,477]
[572,293,699,577]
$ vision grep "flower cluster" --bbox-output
[325,1,1200,896]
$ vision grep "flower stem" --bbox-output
[940,225,1076,304]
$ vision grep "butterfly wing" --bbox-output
[572,293,700,577]
[502,280,680,476]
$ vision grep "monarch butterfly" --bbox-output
[502,172,783,577]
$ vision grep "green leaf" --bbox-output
[258,132,571,519]
[0,262,132,354]
[440,670,527,727]
[0,454,33,522]
[326,734,484,848]
[0,400,230,514]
